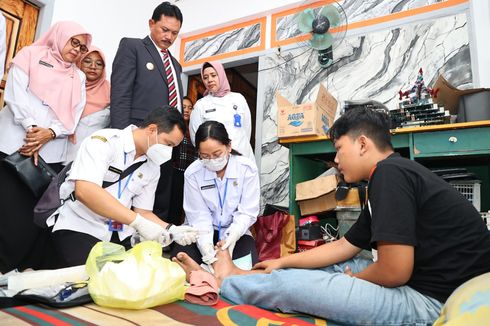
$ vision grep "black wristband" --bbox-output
[48,128,56,139]
[166,223,173,231]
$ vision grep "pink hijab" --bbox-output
[11,21,92,131]
[76,46,110,118]
[201,61,230,97]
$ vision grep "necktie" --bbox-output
[161,49,178,107]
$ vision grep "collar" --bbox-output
[203,154,239,181]
[148,35,172,58]
[122,125,137,153]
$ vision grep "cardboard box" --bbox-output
[296,175,337,216]
[433,75,489,115]
[276,84,338,138]
[337,188,361,208]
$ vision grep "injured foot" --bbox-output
[213,246,244,285]
[172,252,204,282]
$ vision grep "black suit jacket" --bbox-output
[110,36,184,128]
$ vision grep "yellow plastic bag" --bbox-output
[86,241,186,309]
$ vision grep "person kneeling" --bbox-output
[47,107,199,267]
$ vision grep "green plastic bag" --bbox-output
[86,241,186,309]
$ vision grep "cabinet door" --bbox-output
[413,128,490,158]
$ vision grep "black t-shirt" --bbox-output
[345,153,490,302]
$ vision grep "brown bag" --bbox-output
[253,205,296,262]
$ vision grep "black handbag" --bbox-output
[3,151,56,197]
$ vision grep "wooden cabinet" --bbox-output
[282,121,490,220]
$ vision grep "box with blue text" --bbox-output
[276,84,338,138]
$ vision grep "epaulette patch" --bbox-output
[91,135,108,142]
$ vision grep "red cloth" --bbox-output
[184,270,219,306]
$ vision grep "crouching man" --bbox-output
[48,106,198,267]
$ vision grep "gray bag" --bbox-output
[33,160,146,228]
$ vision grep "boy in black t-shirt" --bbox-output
[173,107,490,325]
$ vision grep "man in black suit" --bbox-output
[111,1,184,223]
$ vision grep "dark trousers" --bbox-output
[170,231,258,265]
[168,169,185,225]
[52,230,132,268]
[153,160,175,223]
[0,152,62,273]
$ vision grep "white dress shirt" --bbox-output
[184,154,260,255]
[49,125,160,242]
[189,92,255,163]
[0,64,86,163]
[64,107,110,163]
[149,36,182,112]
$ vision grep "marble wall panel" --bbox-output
[260,13,471,209]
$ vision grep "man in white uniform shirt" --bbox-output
[48,107,198,267]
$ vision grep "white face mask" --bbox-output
[201,154,228,172]
[146,131,173,165]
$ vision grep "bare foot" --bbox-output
[213,247,245,285]
[172,252,204,282]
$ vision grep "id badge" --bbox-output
[234,113,242,127]
[108,219,123,232]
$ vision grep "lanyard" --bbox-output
[117,153,134,199]
[213,178,229,216]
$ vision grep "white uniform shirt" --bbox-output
[149,36,182,112]
[0,64,86,163]
[189,92,255,163]
[49,125,160,241]
[184,154,260,254]
[64,108,110,163]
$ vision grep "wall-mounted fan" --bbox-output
[296,1,347,67]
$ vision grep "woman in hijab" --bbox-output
[0,21,91,273]
[189,61,255,163]
[65,45,110,163]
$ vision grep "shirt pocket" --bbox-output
[126,175,147,196]
[203,108,220,122]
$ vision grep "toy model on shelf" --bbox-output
[390,68,449,128]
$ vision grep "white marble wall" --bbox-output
[184,23,262,62]
[276,0,447,42]
[260,13,471,209]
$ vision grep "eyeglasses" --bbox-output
[81,58,104,70]
[70,38,88,54]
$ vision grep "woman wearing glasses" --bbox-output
[65,45,110,163]
[171,120,259,269]
[0,21,91,273]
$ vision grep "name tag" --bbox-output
[201,184,216,190]
[39,60,54,68]
[108,166,123,175]
[205,108,216,113]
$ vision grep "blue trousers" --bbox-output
[221,258,443,325]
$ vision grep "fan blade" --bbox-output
[319,5,341,27]
[310,33,333,50]
[297,8,315,33]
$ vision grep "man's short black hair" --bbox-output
[140,106,186,135]
[329,107,394,151]
[152,1,183,24]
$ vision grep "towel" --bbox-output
[184,271,219,306]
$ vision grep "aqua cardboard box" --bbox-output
[276,84,338,138]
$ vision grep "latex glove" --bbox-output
[221,227,241,257]
[168,225,199,246]
[129,214,171,246]
[201,243,217,265]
